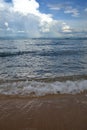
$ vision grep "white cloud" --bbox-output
[84,8,87,12]
[64,6,79,17]
[40,22,50,33]
[11,0,53,24]
[62,23,72,33]
[0,2,4,9]
[0,0,12,11]
[0,0,61,37]
[0,0,84,38]
[12,0,39,15]
[5,22,9,27]
[48,4,61,11]
[48,3,79,17]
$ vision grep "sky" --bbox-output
[0,0,87,38]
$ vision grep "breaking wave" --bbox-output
[0,77,87,97]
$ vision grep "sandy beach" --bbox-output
[0,94,87,130]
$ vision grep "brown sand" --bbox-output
[0,94,87,130]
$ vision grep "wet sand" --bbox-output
[0,94,87,130]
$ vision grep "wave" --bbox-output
[0,49,85,57]
[0,75,87,97]
[1,75,87,83]
[39,50,83,57]
[0,51,36,57]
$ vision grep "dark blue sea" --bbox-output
[0,38,87,96]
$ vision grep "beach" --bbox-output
[0,0,87,129]
[0,93,87,130]
[0,38,87,130]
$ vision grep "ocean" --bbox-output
[0,38,87,96]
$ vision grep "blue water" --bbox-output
[0,38,87,96]
[0,38,87,80]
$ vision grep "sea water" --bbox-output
[0,38,87,96]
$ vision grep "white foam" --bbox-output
[0,80,87,96]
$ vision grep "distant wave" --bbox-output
[39,50,84,56]
[0,49,85,57]
[0,51,36,57]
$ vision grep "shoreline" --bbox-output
[0,94,87,130]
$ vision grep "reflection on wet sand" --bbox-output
[0,94,87,130]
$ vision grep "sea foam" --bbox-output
[0,80,87,96]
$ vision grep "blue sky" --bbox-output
[0,0,87,38]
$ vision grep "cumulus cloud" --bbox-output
[0,2,4,9]
[12,0,39,15]
[0,0,60,37]
[62,23,72,32]
[0,0,81,38]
